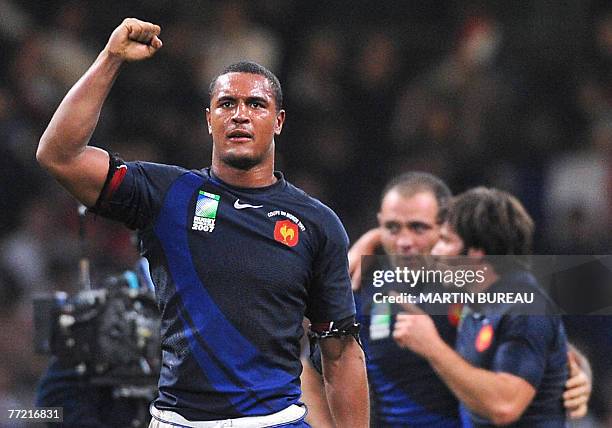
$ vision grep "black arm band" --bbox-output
[309,320,361,340]
[307,316,364,374]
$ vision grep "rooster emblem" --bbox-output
[274,220,299,247]
[280,224,294,243]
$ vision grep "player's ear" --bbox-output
[205,108,212,135]
[274,109,285,135]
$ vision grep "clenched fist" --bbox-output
[393,312,443,359]
[104,18,162,62]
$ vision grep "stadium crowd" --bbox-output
[0,0,610,426]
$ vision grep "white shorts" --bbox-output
[148,403,308,428]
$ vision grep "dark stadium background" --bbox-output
[0,1,610,425]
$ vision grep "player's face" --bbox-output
[207,72,285,170]
[431,223,465,256]
[377,190,441,256]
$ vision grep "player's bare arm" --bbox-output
[320,337,369,427]
[36,18,162,207]
[393,313,536,426]
[348,228,381,290]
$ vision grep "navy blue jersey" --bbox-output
[358,275,462,427]
[456,271,567,427]
[92,160,355,420]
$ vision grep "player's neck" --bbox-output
[211,161,277,188]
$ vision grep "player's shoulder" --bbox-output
[500,310,564,346]
[126,160,193,178]
[125,161,211,189]
[280,179,349,247]
[283,180,344,226]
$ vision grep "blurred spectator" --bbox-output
[390,14,520,190]
[544,117,612,254]
[44,3,97,88]
[0,0,31,42]
[593,10,612,90]
[195,1,283,92]
[286,27,346,119]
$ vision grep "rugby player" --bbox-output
[37,18,368,428]
[394,187,582,426]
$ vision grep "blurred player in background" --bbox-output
[393,187,584,426]
[353,172,462,426]
[304,172,463,427]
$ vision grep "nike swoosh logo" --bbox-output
[234,199,263,210]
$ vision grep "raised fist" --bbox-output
[104,18,162,62]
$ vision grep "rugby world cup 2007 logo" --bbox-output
[192,191,220,232]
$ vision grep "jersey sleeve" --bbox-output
[90,153,186,230]
[491,315,561,388]
[305,206,355,323]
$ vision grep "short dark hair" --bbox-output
[447,187,534,255]
[381,172,452,224]
[208,61,283,112]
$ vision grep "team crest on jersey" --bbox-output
[447,303,463,327]
[192,191,220,232]
[475,323,494,352]
[267,210,306,247]
[274,220,299,247]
